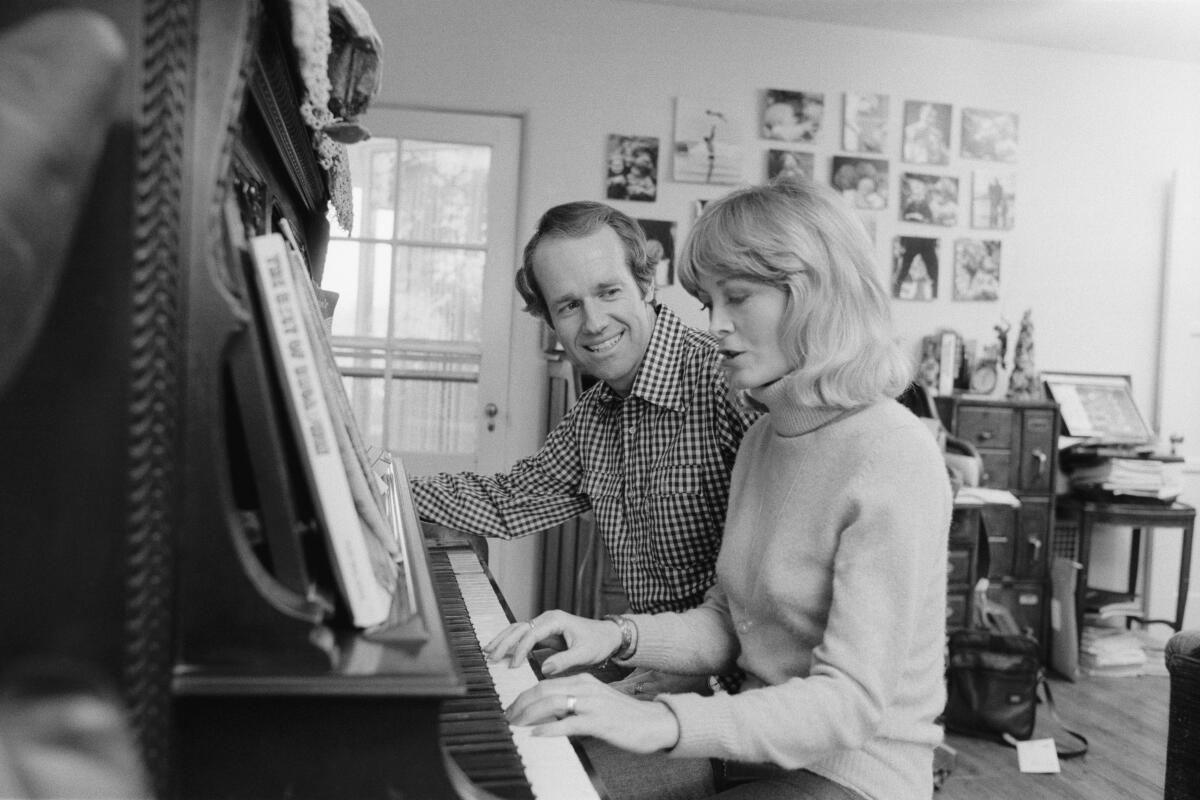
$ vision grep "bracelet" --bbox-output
[604,614,638,660]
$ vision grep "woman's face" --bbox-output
[694,273,792,390]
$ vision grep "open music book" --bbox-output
[249,232,395,628]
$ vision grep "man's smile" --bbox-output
[586,331,624,353]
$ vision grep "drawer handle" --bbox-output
[1027,535,1042,560]
[976,431,993,442]
[1030,448,1047,478]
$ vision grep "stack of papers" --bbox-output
[1079,624,1148,677]
[1068,456,1182,502]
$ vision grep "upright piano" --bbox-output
[0,1,602,798]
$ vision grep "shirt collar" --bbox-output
[593,304,693,413]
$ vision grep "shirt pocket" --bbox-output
[646,464,721,570]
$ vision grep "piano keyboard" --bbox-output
[432,548,603,800]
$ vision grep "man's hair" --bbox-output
[678,177,912,407]
[516,201,653,325]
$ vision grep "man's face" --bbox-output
[533,227,656,396]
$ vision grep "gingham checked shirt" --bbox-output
[411,305,759,614]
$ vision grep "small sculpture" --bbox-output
[993,319,1011,369]
[1006,309,1042,401]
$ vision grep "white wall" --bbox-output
[362,0,1200,619]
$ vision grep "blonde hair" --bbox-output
[678,179,912,407]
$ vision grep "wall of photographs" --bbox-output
[603,91,1016,309]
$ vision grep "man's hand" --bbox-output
[483,610,622,675]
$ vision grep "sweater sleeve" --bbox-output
[658,424,951,767]
[622,585,741,676]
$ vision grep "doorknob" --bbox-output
[484,403,499,432]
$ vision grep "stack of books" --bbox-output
[1066,454,1183,502]
[1079,623,1148,677]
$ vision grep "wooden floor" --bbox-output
[937,672,1170,800]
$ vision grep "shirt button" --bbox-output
[737,619,753,634]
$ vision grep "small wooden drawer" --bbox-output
[978,450,1015,489]
[947,548,972,584]
[957,406,1016,449]
[946,592,970,629]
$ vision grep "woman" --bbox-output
[485,179,952,800]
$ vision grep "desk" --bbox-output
[1056,497,1195,637]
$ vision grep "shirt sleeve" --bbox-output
[408,400,593,539]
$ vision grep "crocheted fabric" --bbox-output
[287,0,354,231]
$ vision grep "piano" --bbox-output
[0,1,603,798]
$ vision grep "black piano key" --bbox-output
[430,550,536,800]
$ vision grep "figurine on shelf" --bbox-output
[917,335,940,391]
[993,318,1011,369]
[1006,309,1043,401]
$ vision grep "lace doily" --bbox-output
[287,0,354,231]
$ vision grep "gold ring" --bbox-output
[526,620,536,634]
[565,695,578,716]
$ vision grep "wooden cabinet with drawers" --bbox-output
[937,397,1060,654]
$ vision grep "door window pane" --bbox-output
[325,240,391,338]
[387,378,478,454]
[393,246,484,342]
[398,141,491,245]
[332,139,397,239]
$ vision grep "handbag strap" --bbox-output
[1000,672,1089,758]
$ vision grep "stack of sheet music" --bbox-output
[1067,456,1182,502]
[1079,623,1148,677]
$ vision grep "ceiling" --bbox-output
[625,1,1200,64]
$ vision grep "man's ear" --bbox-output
[641,282,656,304]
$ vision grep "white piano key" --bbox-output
[449,553,602,800]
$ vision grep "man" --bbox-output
[411,201,757,633]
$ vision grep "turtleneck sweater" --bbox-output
[627,372,953,800]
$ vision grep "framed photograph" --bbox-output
[901,101,951,165]
[673,97,744,184]
[891,235,939,301]
[761,88,825,143]
[831,156,889,210]
[961,108,1018,162]
[842,92,889,153]
[971,171,1015,230]
[637,218,677,287]
[952,238,1001,301]
[605,134,659,202]
[766,149,814,183]
[900,172,959,226]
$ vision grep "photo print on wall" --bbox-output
[900,172,959,226]
[766,149,814,183]
[673,97,744,184]
[892,235,939,301]
[831,156,889,210]
[605,134,659,202]
[901,101,951,166]
[961,108,1018,162]
[842,92,889,154]
[971,171,1015,230]
[761,88,825,143]
[637,218,677,287]
[953,238,1001,301]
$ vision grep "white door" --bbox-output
[323,108,520,477]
